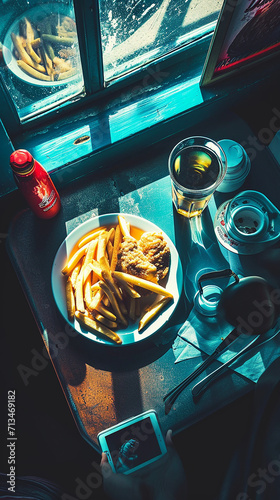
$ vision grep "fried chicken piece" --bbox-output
[116,236,158,283]
[139,232,170,281]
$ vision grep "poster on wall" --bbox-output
[200,0,280,87]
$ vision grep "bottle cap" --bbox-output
[216,139,250,193]
[10,150,34,175]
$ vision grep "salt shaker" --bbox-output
[216,139,251,193]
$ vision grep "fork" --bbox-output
[191,329,280,398]
[163,326,241,414]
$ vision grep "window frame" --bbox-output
[0,0,279,199]
[0,0,220,138]
[73,0,104,94]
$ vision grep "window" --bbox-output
[99,0,223,81]
[0,0,222,129]
[0,1,84,122]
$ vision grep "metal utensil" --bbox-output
[163,273,278,414]
[164,326,244,414]
[191,328,280,398]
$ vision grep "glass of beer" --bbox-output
[168,136,227,218]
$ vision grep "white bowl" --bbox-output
[3,4,80,87]
[51,213,183,347]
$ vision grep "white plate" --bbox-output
[3,4,79,87]
[51,213,183,346]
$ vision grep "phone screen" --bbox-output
[104,415,163,473]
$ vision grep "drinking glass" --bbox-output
[168,136,227,218]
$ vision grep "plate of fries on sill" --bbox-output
[51,213,183,346]
[3,4,80,86]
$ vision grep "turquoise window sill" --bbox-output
[21,73,204,169]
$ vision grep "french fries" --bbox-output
[112,271,173,298]
[118,215,131,238]
[61,243,88,275]
[138,297,171,331]
[65,277,75,320]
[75,312,122,345]
[61,215,173,344]
[100,256,123,302]
[110,224,121,272]
[10,13,78,83]
[99,281,128,327]
[78,227,106,248]
[11,32,33,66]
[17,60,52,81]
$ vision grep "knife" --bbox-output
[192,329,280,398]
[164,326,244,413]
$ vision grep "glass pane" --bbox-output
[99,0,223,81]
[0,0,84,121]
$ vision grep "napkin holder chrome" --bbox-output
[214,190,280,255]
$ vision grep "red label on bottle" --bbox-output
[11,151,61,219]
[38,189,58,211]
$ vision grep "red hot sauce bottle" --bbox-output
[10,149,61,219]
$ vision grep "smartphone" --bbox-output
[98,410,167,474]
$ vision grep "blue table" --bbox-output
[7,111,280,451]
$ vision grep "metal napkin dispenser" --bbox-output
[214,190,280,255]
